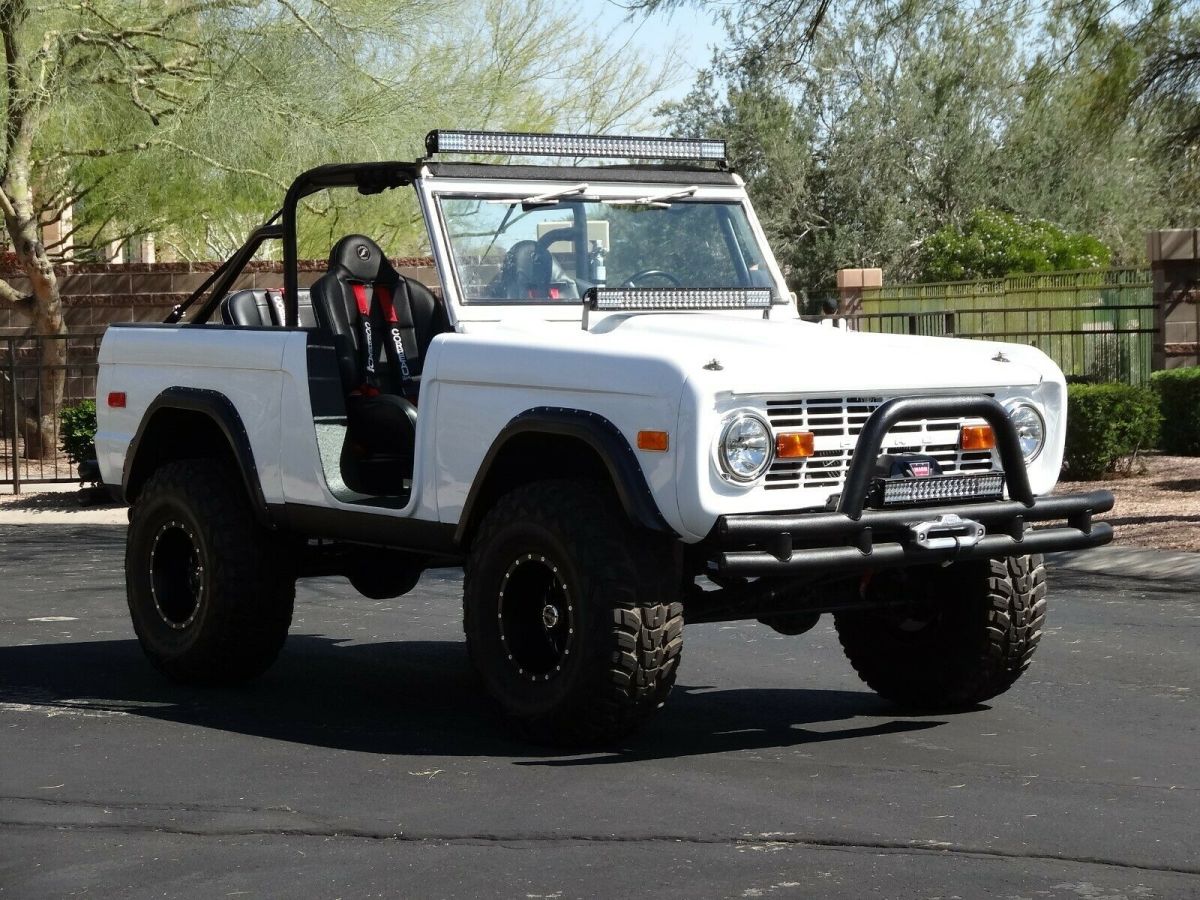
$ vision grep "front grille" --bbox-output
[762,395,996,492]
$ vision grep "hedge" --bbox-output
[1064,383,1160,479]
[59,399,97,465]
[1151,367,1200,456]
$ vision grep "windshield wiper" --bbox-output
[486,182,591,209]
[523,182,590,206]
[605,185,698,208]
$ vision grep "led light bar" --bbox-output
[586,287,773,312]
[873,472,1005,507]
[426,130,727,164]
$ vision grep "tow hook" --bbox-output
[909,513,985,552]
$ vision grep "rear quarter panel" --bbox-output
[97,326,292,501]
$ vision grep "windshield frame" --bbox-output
[417,172,792,324]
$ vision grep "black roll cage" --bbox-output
[171,161,420,327]
[170,156,739,327]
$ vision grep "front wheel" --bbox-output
[463,480,683,745]
[126,459,295,685]
[834,555,1047,709]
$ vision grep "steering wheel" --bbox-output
[620,269,682,288]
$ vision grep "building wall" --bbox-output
[0,258,437,334]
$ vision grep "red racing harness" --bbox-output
[349,281,414,400]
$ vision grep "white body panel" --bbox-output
[97,327,289,504]
[97,168,1069,545]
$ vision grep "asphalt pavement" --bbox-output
[1,524,1197,898]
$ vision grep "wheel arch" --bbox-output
[122,387,271,525]
[455,408,673,548]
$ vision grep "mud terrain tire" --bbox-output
[463,480,682,745]
[834,555,1047,709]
[126,459,295,684]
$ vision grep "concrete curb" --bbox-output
[1048,546,1200,584]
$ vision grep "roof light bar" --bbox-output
[426,130,727,164]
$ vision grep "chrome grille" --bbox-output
[762,395,997,492]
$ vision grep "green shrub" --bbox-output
[59,399,97,465]
[1151,367,1200,456]
[1064,383,1160,479]
[919,209,1112,282]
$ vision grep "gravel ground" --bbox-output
[1056,454,1200,551]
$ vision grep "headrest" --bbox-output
[502,240,542,286]
[327,234,397,284]
[501,240,572,290]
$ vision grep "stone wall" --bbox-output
[0,257,437,334]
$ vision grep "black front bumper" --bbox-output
[714,491,1114,575]
[710,395,1115,577]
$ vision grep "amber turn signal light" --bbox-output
[960,424,996,451]
[637,430,670,452]
[775,431,815,458]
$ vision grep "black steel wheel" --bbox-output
[834,555,1047,709]
[126,459,296,685]
[497,552,574,682]
[463,480,683,745]
[148,519,206,630]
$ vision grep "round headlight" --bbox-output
[719,413,773,482]
[1007,402,1046,463]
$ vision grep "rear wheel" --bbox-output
[126,459,295,684]
[834,555,1047,709]
[463,480,683,745]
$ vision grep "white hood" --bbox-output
[588,312,1049,395]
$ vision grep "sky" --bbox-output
[581,1,729,114]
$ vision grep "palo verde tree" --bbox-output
[0,0,672,458]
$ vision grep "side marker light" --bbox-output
[637,431,670,452]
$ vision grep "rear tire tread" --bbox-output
[127,459,294,685]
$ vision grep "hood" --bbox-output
[589,312,1049,395]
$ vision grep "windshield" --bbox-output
[437,195,774,304]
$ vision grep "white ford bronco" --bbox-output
[96,130,1114,744]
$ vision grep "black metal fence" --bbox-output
[1,332,104,491]
[808,269,1157,385]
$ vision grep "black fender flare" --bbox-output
[455,407,674,546]
[122,387,271,524]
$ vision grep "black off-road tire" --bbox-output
[834,555,1047,709]
[463,480,683,745]
[126,459,296,685]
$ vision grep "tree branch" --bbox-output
[0,277,35,314]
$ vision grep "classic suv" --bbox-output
[96,130,1114,744]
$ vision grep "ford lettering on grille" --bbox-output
[762,395,997,492]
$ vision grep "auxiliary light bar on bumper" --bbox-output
[710,396,1115,576]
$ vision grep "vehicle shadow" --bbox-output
[0,635,945,763]
[1154,477,1200,492]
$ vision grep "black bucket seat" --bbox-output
[310,235,449,492]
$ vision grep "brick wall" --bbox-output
[0,257,437,334]
[1148,229,1200,369]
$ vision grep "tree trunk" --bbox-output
[3,159,66,461]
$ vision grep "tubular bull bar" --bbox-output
[711,396,1115,576]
